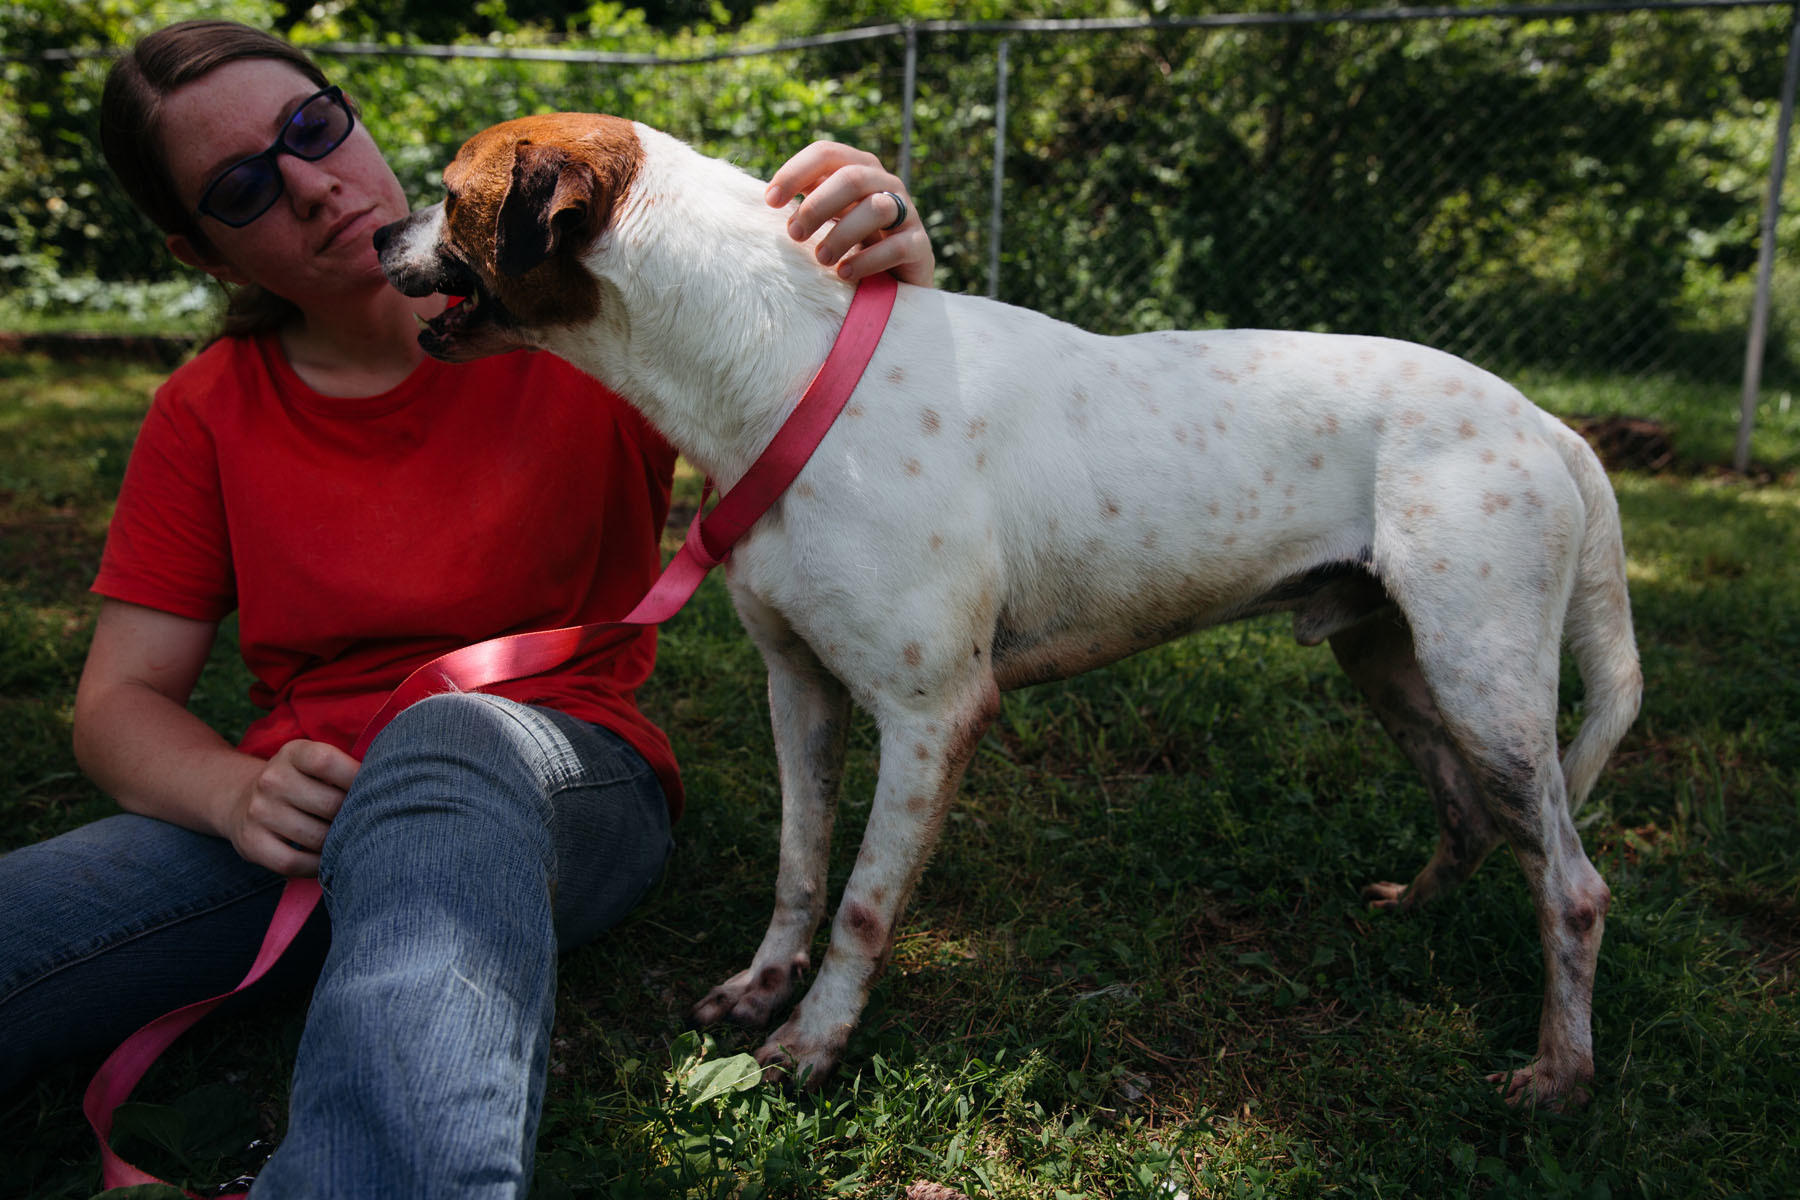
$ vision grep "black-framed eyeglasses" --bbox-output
[196,85,355,228]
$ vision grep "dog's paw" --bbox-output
[1361,880,1410,910]
[753,1014,849,1091]
[1486,1059,1593,1110]
[693,958,807,1029]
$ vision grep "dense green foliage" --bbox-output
[3,0,1799,389]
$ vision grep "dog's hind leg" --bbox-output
[1407,608,1611,1108]
[694,615,851,1030]
[1328,611,1502,909]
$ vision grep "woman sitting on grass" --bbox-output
[0,17,934,1196]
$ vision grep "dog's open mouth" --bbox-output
[414,261,515,359]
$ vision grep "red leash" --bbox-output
[83,272,898,1195]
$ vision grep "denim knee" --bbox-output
[321,693,562,882]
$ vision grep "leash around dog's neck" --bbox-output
[83,270,900,1197]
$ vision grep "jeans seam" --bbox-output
[0,872,290,1009]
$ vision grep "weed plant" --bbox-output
[2,351,1796,1198]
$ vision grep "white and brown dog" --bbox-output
[375,113,1641,1107]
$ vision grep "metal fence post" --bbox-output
[899,23,917,189]
[988,37,1011,301]
[1739,0,1800,473]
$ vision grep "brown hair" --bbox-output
[101,20,331,338]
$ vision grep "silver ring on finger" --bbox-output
[879,190,908,232]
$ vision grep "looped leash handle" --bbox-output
[83,272,898,1195]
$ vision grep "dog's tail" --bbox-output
[1552,421,1642,812]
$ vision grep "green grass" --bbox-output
[2,352,1796,1199]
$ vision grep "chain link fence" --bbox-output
[12,2,1799,455]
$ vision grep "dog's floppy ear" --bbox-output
[495,140,597,278]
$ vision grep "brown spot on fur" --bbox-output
[887,365,906,385]
[914,742,930,760]
[1479,562,1492,578]
[966,418,987,439]
[1102,495,1120,518]
[1263,467,1276,485]
[1459,420,1478,439]
[1309,454,1324,470]
[843,901,886,953]
[1401,410,1427,428]
[1482,449,1497,464]
[794,482,814,498]
[1210,366,1239,384]
[1567,902,1600,935]
[929,533,943,551]
[846,403,866,418]
[904,459,922,476]
[921,408,941,435]
[1482,492,1513,515]
[1445,378,1464,396]
[1433,559,1449,572]
[903,642,923,666]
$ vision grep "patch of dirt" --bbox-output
[1572,415,1676,473]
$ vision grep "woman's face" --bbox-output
[158,57,412,307]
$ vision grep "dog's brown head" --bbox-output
[375,113,643,361]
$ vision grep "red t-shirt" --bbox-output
[93,332,684,816]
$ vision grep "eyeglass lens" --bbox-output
[198,87,353,227]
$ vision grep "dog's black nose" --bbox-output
[372,221,397,253]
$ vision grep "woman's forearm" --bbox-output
[73,675,265,841]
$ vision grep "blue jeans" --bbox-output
[0,693,673,1198]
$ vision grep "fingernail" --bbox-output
[765,184,782,205]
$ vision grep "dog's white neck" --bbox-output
[536,123,853,489]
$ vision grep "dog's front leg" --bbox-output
[694,618,850,1029]
[755,677,1001,1086]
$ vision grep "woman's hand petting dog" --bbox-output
[766,140,934,287]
